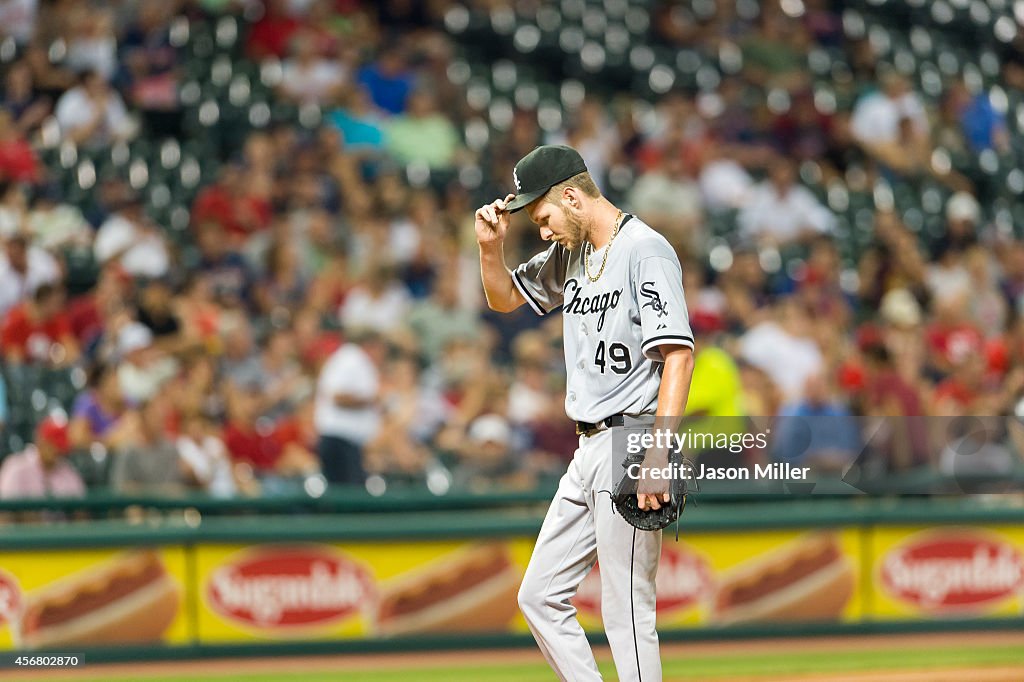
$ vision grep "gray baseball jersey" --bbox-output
[512,214,694,422]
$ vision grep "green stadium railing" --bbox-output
[1,466,1023,517]
[3,496,1024,550]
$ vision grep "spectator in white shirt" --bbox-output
[115,322,178,404]
[0,182,27,239]
[697,138,755,211]
[0,0,36,46]
[739,297,825,403]
[506,331,555,426]
[314,329,387,486]
[279,31,346,106]
[455,413,519,489]
[339,265,410,334]
[94,197,170,278]
[64,7,118,80]
[850,71,931,174]
[54,71,134,147]
[0,233,60,317]
[739,158,835,245]
[176,413,240,498]
[25,188,93,250]
[851,71,929,145]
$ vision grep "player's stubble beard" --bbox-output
[559,203,592,251]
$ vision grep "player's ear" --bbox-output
[563,186,581,210]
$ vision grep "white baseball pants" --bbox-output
[518,427,663,681]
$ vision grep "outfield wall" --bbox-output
[1,499,1023,659]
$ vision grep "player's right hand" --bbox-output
[475,194,515,246]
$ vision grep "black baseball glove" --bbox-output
[611,443,695,536]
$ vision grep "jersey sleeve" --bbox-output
[633,254,694,361]
[512,243,568,315]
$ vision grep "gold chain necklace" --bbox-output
[584,210,624,283]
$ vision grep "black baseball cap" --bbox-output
[504,145,589,213]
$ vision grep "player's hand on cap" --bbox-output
[475,194,516,246]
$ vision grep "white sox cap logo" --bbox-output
[513,167,521,192]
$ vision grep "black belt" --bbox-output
[575,415,625,436]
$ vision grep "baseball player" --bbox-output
[475,144,695,681]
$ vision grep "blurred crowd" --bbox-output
[0,0,1023,503]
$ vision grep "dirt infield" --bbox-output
[735,668,1024,682]
[8,631,1024,681]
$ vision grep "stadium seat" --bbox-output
[0,36,16,64]
[63,246,99,297]
[69,441,116,487]
[3,433,25,457]
[43,367,84,410]
[214,15,240,52]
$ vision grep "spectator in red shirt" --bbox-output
[274,396,320,457]
[66,263,133,353]
[223,384,318,495]
[925,294,985,377]
[863,343,924,417]
[190,171,236,235]
[1,283,80,365]
[0,107,39,183]
[293,306,341,373]
[931,338,1006,415]
[174,274,222,349]
[932,361,983,414]
[246,0,301,60]
[862,344,930,469]
[191,165,272,244]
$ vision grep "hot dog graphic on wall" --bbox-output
[712,533,854,625]
[373,543,521,636]
[14,550,179,648]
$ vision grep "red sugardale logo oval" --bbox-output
[880,533,1024,611]
[206,547,374,628]
[574,544,712,616]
